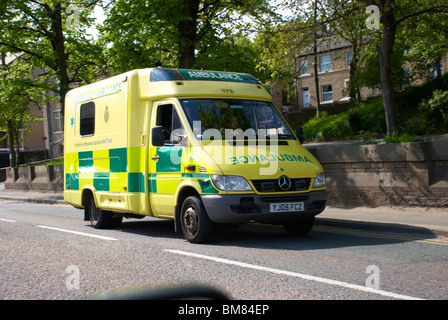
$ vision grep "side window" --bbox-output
[80,101,95,137]
[157,104,185,145]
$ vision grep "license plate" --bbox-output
[270,202,304,213]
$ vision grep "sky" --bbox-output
[87,4,105,39]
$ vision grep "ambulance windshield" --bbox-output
[179,99,294,140]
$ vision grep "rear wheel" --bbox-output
[283,217,315,235]
[180,196,213,243]
[87,196,122,229]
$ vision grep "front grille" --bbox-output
[260,195,309,202]
[251,178,311,192]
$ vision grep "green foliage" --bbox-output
[302,111,350,142]
[383,132,427,144]
[396,73,448,134]
[303,98,387,142]
[302,69,448,143]
[356,38,412,91]
[0,0,104,113]
[99,0,276,73]
[418,90,448,127]
[301,96,430,143]
[0,58,43,131]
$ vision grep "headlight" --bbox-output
[312,173,326,188]
[211,175,253,191]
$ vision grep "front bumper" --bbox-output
[201,190,327,224]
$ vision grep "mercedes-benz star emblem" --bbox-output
[278,175,291,191]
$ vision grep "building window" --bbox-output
[371,86,381,95]
[80,101,95,137]
[53,111,61,132]
[300,59,308,75]
[428,63,444,80]
[320,55,331,72]
[345,51,353,68]
[344,79,350,89]
[403,68,411,87]
[321,84,333,102]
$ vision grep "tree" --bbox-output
[0,0,104,125]
[253,19,307,100]
[321,1,373,105]
[253,3,324,110]
[400,6,448,80]
[361,0,448,136]
[0,53,43,167]
[279,0,448,134]
[99,0,275,72]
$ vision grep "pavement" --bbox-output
[1,183,447,237]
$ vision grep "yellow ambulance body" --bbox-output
[64,68,327,243]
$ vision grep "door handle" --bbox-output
[151,155,160,161]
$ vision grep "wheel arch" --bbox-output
[81,188,95,221]
[174,185,201,233]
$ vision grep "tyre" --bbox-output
[180,195,213,243]
[283,217,315,235]
[87,196,122,229]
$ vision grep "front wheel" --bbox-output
[180,196,213,243]
[283,217,315,235]
[87,196,122,229]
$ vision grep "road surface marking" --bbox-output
[37,225,118,241]
[165,249,423,300]
[0,218,17,223]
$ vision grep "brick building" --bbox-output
[296,35,448,110]
[0,54,63,168]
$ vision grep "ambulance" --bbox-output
[64,68,327,243]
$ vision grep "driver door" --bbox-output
[149,100,186,218]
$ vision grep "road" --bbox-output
[0,199,447,301]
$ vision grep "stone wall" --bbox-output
[1,140,447,208]
[306,139,448,207]
[3,165,63,193]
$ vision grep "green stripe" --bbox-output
[94,173,109,191]
[148,178,157,193]
[156,147,182,172]
[199,179,219,194]
[128,172,145,193]
[182,173,210,178]
[109,147,127,172]
[78,151,93,173]
[66,173,79,190]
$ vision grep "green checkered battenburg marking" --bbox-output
[66,146,219,194]
[66,147,130,192]
[128,172,145,193]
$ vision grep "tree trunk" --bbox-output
[313,1,320,118]
[313,48,320,119]
[178,0,200,69]
[349,41,361,105]
[7,120,17,168]
[378,1,398,136]
[15,127,20,167]
[48,3,69,128]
